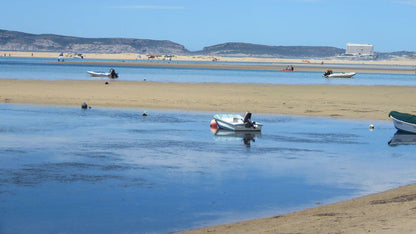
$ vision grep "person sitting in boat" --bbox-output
[323,69,333,76]
[109,68,118,79]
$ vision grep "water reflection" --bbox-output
[212,129,261,147]
[388,131,416,146]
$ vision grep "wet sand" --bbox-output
[180,184,416,233]
[1,79,416,120]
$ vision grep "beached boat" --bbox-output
[211,112,262,131]
[73,53,84,59]
[280,65,295,72]
[389,111,416,134]
[87,70,118,79]
[323,70,356,78]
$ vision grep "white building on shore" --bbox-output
[338,43,375,60]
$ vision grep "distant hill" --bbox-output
[375,51,416,60]
[195,42,345,58]
[0,29,346,58]
[0,29,189,54]
[1,29,414,59]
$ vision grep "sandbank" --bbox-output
[180,183,416,233]
[1,79,416,120]
[56,60,416,74]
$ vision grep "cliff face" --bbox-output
[0,29,355,58]
[0,29,190,54]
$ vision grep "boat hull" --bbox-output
[324,72,356,78]
[390,116,416,134]
[87,71,110,77]
[215,118,262,131]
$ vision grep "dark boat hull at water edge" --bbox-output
[389,111,416,134]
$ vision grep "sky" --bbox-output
[1,0,416,52]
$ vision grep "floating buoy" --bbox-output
[81,102,88,109]
[210,119,218,129]
[369,124,374,130]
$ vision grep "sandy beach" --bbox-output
[1,79,416,120]
[181,184,416,233]
[1,54,416,233]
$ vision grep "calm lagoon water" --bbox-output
[1,57,416,86]
[0,104,415,233]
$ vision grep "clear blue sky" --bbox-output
[1,0,415,52]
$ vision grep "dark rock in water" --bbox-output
[142,111,148,116]
[81,102,88,109]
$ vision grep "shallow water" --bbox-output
[1,57,416,86]
[0,104,415,233]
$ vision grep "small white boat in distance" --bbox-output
[87,70,118,79]
[212,112,262,131]
[323,70,356,78]
[389,111,416,134]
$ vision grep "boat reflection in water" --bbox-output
[211,128,261,147]
[388,131,416,146]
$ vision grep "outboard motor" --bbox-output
[243,112,254,128]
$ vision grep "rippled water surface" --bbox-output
[0,104,415,233]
